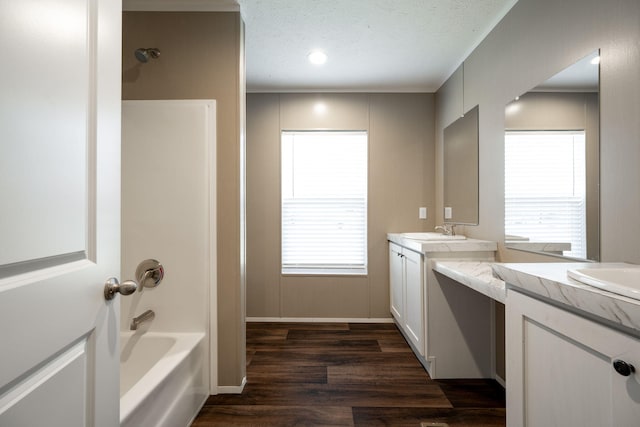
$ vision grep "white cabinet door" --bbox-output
[403,249,424,355]
[507,290,640,427]
[0,0,121,425]
[389,243,404,323]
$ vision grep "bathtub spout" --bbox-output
[130,309,155,330]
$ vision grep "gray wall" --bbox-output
[247,93,435,318]
[435,0,640,264]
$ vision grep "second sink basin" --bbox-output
[402,232,466,241]
[567,266,640,300]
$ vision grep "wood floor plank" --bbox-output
[248,351,420,367]
[247,322,350,330]
[247,365,328,384]
[352,407,506,427]
[206,383,451,408]
[248,339,382,353]
[435,379,505,408]
[192,405,355,426]
[286,329,401,341]
[327,364,431,385]
[378,338,415,353]
[246,327,289,342]
[348,322,398,330]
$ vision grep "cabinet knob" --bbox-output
[613,359,635,377]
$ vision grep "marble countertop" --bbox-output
[504,241,571,253]
[432,261,506,303]
[492,262,640,335]
[387,233,497,254]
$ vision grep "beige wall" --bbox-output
[247,93,435,318]
[122,12,245,387]
[435,0,640,264]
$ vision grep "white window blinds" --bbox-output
[505,131,586,258]
[281,131,368,273]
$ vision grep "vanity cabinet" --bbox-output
[507,290,640,426]
[388,236,497,378]
[389,242,425,355]
[389,243,404,324]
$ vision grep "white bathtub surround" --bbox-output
[121,100,218,424]
[432,260,506,303]
[120,332,207,427]
[493,262,640,332]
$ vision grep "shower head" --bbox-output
[134,48,161,63]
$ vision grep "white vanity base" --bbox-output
[388,234,498,379]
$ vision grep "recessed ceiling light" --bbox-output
[308,50,328,65]
[313,102,327,114]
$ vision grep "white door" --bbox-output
[403,249,424,355]
[389,243,404,323]
[0,0,122,425]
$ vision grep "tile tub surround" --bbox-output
[493,262,640,335]
[433,261,506,303]
[387,233,498,253]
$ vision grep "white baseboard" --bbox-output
[246,317,394,323]
[215,376,247,394]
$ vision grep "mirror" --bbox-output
[443,105,479,225]
[504,50,600,260]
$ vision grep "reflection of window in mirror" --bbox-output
[504,49,600,261]
[505,131,586,259]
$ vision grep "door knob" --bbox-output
[613,359,635,377]
[104,277,138,300]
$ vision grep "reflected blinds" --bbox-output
[505,131,586,258]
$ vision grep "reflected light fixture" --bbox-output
[308,50,328,65]
[590,56,601,65]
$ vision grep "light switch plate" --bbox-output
[444,206,452,219]
[419,207,427,219]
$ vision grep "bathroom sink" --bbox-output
[401,232,466,241]
[567,267,640,300]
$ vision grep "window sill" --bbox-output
[282,268,368,277]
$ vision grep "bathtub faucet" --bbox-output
[130,309,155,330]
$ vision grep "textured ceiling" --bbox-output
[239,0,518,92]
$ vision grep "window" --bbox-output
[505,130,586,258]
[281,131,367,274]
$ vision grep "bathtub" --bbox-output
[120,332,208,427]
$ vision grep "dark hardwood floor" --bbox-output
[192,322,505,426]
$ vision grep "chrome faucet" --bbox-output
[130,309,155,330]
[434,224,456,236]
